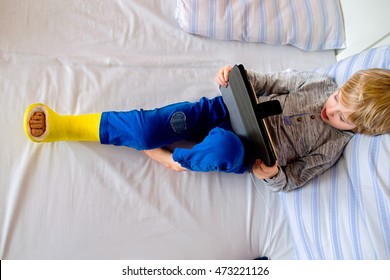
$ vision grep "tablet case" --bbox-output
[219,64,282,167]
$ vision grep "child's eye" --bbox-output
[334,92,339,101]
[340,114,350,124]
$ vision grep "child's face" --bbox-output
[321,90,356,131]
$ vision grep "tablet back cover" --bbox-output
[219,65,278,167]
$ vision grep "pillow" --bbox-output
[280,46,390,259]
[175,0,346,51]
[280,134,390,259]
[316,44,390,85]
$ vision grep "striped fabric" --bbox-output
[316,45,390,86]
[175,0,346,51]
[281,45,390,259]
[280,135,390,259]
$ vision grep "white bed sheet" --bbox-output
[0,0,336,259]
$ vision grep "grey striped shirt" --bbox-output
[246,70,353,192]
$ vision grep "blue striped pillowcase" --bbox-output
[316,45,390,86]
[175,0,346,51]
[281,45,390,259]
[280,134,390,259]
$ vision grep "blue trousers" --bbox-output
[99,96,246,173]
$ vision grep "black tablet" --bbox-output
[219,64,281,167]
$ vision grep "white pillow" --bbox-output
[280,46,390,259]
[175,0,346,51]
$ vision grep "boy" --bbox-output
[25,66,390,191]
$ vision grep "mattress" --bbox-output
[1,0,341,259]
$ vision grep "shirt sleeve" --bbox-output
[245,70,331,98]
[262,135,351,192]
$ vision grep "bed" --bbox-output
[0,0,389,260]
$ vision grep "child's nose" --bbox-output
[327,107,335,117]
[327,104,340,118]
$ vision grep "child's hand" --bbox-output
[252,159,279,180]
[215,65,232,87]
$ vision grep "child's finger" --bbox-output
[223,68,230,82]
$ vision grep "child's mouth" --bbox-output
[321,107,329,120]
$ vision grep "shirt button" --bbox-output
[297,117,302,122]
[310,115,315,119]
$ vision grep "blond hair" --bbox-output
[339,68,390,135]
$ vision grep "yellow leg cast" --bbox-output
[24,103,101,143]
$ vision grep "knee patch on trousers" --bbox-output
[170,111,187,133]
